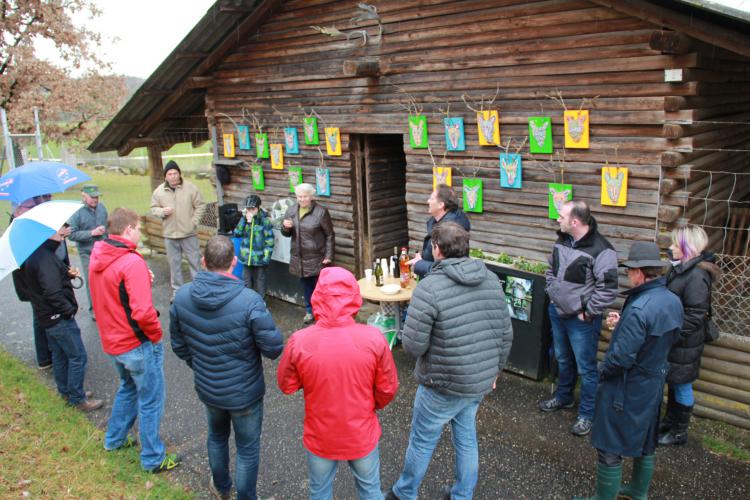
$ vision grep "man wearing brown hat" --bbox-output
[68,184,108,319]
[150,160,206,298]
[575,241,683,500]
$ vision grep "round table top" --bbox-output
[358,275,416,303]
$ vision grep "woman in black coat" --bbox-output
[281,183,335,324]
[660,226,720,446]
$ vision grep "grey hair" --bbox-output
[294,183,316,197]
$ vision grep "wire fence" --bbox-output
[712,253,750,338]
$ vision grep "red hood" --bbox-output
[311,267,362,325]
[90,235,138,273]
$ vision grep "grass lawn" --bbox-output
[0,348,193,498]
[1,167,217,233]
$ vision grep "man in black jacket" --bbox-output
[20,229,102,412]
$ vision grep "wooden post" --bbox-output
[147,145,164,192]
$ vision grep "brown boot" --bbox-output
[75,399,104,412]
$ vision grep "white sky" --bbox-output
[37,0,215,79]
[37,0,750,80]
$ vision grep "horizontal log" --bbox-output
[693,390,750,420]
[649,30,693,54]
[694,404,750,430]
[701,356,750,379]
[694,379,750,405]
[342,58,380,77]
[713,333,750,354]
[699,367,750,393]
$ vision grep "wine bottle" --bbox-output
[374,258,384,287]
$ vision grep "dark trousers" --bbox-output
[300,275,319,314]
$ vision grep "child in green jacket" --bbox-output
[233,195,274,297]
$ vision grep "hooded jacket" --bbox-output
[170,271,283,410]
[89,236,162,355]
[20,239,78,329]
[150,179,206,239]
[545,217,619,318]
[403,257,514,397]
[277,267,398,460]
[666,252,720,384]
[280,201,335,277]
[233,208,274,267]
[414,209,471,279]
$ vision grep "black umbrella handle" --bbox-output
[70,275,83,290]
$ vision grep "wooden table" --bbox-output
[358,276,416,343]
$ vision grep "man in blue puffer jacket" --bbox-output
[170,235,283,500]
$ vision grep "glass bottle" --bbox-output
[399,247,411,288]
[374,258,384,287]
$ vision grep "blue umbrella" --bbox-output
[0,200,83,282]
[0,161,91,204]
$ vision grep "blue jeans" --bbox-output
[300,275,319,314]
[33,315,51,366]
[45,318,87,405]
[206,399,263,500]
[671,382,694,406]
[548,304,601,420]
[307,445,383,500]
[393,385,483,500]
[104,341,166,471]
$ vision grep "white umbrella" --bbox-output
[0,200,83,282]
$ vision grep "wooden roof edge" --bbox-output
[591,0,750,59]
[89,0,283,155]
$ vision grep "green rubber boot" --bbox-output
[573,462,623,500]
[617,455,655,500]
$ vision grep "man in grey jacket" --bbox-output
[539,200,619,437]
[387,222,513,500]
[67,184,108,318]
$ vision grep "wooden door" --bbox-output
[351,134,408,276]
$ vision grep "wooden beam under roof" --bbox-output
[591,0,750,58]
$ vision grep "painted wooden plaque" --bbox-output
[289,166,303,192]
[325,127,342,156]
[270,144,284,170]
[444,117,465,151]
[409,115,428,149]
[255,133,269,159]
[284,127,299,154]
[477,110,500,146]
[564,110,589,149]
[499,153,522,189]
[251,164,265,191]
[601,166,628,207]
[528,117,552,154]
[548,183,572,219]
[222,133,235,158]
[303,117,319,145]
[316,167,331,197]
[463,178,483,213]
[237,125,251,150]
[433,167,452,190]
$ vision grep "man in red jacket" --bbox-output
[277,266,399,499]
[89,207,180,474]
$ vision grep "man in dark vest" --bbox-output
[574,242,683,500]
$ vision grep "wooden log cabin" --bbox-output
[91,1,750,424]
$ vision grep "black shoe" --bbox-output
[539,397,575,412]
[659,403,692,446]
[37,362,53,371]
[570,416,593,436]
[384,490,401,500]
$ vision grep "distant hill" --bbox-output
[123,76,145,100]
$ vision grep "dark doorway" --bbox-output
[351,134,408,277]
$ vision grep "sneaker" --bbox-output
[107,435,138,451]
[538,397,575,412]
[571,416,593,436]
[75,398,104,412]
[209,477,231,500]
[37,362,53,371]
[151,452,181,473]
[303,312,314,324]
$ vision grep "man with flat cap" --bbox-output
[575,241,683,500]
[68,184,108,319]
[151,160,206,299]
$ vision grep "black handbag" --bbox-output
[705,294,720,343]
